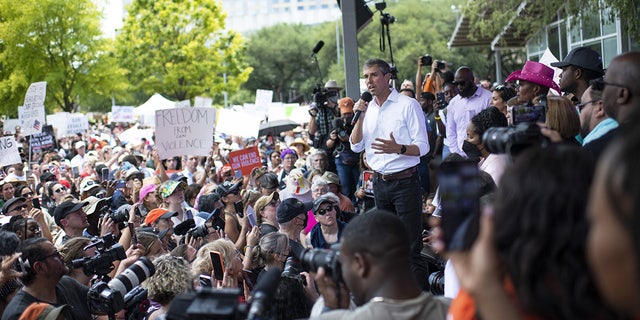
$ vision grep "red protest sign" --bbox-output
[228,146,262,176]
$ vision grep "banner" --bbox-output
[154,107,215,159]
[46,113,89,138]
[228,146,262,176]
[111,106,134,123]
[0,136,21,166]
[18,105,45,136]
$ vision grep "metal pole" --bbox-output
[340,1,360,99]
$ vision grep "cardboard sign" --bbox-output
[154,107,215,159]
[255,89,273,108]
[18,105,45,136]
[23,82,47,108]
[215,108,261,138]
[46,113,89,138]
[194,96,213,108]
[228,146,262,176]
[0,136,21,166]
[111,106,134,123]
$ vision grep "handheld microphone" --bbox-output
[247,268,281,320]
[310,40,324,57]
[351,92,373,125]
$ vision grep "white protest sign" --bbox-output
[255,89,273,107]
[18,105,45,136]
[194,96,213,108]
[175,100,191,108]
[2,119,22,134]
[67,113,89,135]
[539,48,562,94]
[290,105,311,124]
[266,102,287,121]
[47,113,69,138]
[215,108,262,138]
[155,108,215,159]
[0,136,21,166]
[23,81,47,108]
[110,106,134,123]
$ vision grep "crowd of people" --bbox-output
[0,48,638,320]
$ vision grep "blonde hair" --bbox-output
[192,239,236,276]
[250,232,289,269]
[141,254,192,305]
[545,96,580,139]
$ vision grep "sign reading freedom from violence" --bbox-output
[228,147,262,176]
[155,108,215,159]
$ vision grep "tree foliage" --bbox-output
[238,0,494,103]
[115,0,252,104]
[0,0,128,115]
[463,0,640,48]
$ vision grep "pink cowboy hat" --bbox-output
[506,61,560,93]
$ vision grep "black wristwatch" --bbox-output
[399,145,407,154]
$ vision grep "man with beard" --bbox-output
[2,238,91,320]
[53,201,89,246]
[551,46,604,103]
[350,58,429,288]
[445,67,492,157]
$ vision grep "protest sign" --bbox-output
[111,106,134,123]
[18,105,45,136]
[23,81,46,108]
[228,146,262,176]
[0,136,21,166]
[67,113,89,135]
[155,107,215,159]
[194,96,213,108]
[2,119,22,135]
[255,89,273,108]
[215,108,261,138]
[28,125,57,162]
[175,100,191,108]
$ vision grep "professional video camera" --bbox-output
[482,97,549,156]
[72,234,126,276]
[312,84,339,109]
[99,204,129,230]
[300,247,342,284]
[166,288,247,320]
[87,257,155,316]
[174,209,225,239]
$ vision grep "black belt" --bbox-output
[373,166,417,182]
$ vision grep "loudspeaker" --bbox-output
[336,0,374,33]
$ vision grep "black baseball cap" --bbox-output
[54,200,88,227]
[276,198,312,223]
[551,47,604,75]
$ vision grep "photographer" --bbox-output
[309,81,342,171]
[312,210,450,319]
[2,238,91,320]
[416,56,447,99]
[326,98,359,201]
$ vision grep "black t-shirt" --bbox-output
[2,276,91,320]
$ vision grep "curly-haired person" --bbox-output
[142,255,193,320]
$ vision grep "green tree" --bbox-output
[238,0,494,103]
[115,0,252,104]
[241,23,323,104]
[0,0,129,115]
[463,0,640,48]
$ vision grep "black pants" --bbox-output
[372,172,427,289]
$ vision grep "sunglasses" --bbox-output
[54,187,67,194]
[21,192,33,197]
[9,204,28,212]
[316,205,338,216]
